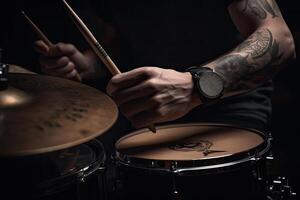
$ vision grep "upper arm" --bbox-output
[227,0,286,37]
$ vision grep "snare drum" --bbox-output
[1,139,106,200]
[114,123,272,200]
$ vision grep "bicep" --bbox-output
[228,0,284,37]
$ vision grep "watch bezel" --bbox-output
[188,66,224,103]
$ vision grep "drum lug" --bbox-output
[169,161,178,173]
[78,169,88,183]
[266,149,275,161]
[250,157,259,162]
[78,165,98,183]
[250,152,261,162]
[267,176,297,200]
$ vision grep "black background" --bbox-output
[0,0,299,197]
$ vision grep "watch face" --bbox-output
[198,72,224,99]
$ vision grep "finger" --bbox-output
[106,67,154,95]
[119,96,158,117]
[111,81,157,105]
[65,69,78,79]
[39,56,70,70]
[129,110,159,129]
[34,40,50,55]
[54,62,75,76]
[130,100,179,129]
[48,43,78,57]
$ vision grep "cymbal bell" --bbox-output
[0,86,33,109]
[0,73,118,157]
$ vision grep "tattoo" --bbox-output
[235,29,273,58]
[243,0,280,19]
[212,28,283,92]
[213,54,252,89]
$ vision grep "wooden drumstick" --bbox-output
[21,11,82,82]
[61,0,156,133]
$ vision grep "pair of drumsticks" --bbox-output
[22,0,156,133]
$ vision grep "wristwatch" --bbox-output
[187,66,224,104]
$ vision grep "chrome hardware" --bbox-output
[267,176,296,200]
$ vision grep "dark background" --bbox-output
[0,0,299,196]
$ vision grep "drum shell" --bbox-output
[114,159,268,200]
[0,139,106,200]
[113,123,272,200]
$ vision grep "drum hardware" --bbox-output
[0,49,9,90]
[115,123,273,199]
[78,158,106,183]
[36,140,106,200]
[266,154,274,161]
[266,176,296,200]
[171,174,180,200]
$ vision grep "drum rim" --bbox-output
[115,123,271,174]
[35,139,106,196]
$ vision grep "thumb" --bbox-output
[34,40,50,55]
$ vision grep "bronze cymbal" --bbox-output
[0,73,118,156]
[0,86,33,109]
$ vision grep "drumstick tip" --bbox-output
[149,125,156,133]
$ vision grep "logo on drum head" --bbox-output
[169,140,212,152]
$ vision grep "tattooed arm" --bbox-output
[105,0,295,129]
[203,0,295,95]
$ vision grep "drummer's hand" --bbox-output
[34,40,95,80]
[107,67,202,129]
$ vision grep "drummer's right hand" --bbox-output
[34,40,91,80]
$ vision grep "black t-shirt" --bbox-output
[96,0,273,142]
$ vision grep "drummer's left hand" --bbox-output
[107,67,202,129]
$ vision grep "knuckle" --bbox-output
[67,44,77,54]
[58,57,70,66]
[143,67,157,77]
[56,43,65,51]
[150,96,161,105]
[145,79,157,90]
[67,61,75,69]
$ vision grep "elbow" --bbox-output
[282,28,296,62]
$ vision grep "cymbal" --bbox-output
[0,86,33,109]
[0,73,118,156]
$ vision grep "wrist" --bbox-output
[183,72,203,108]
[186,66,224,104]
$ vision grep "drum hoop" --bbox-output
[115,123,271,174]
[35,139,106,195]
